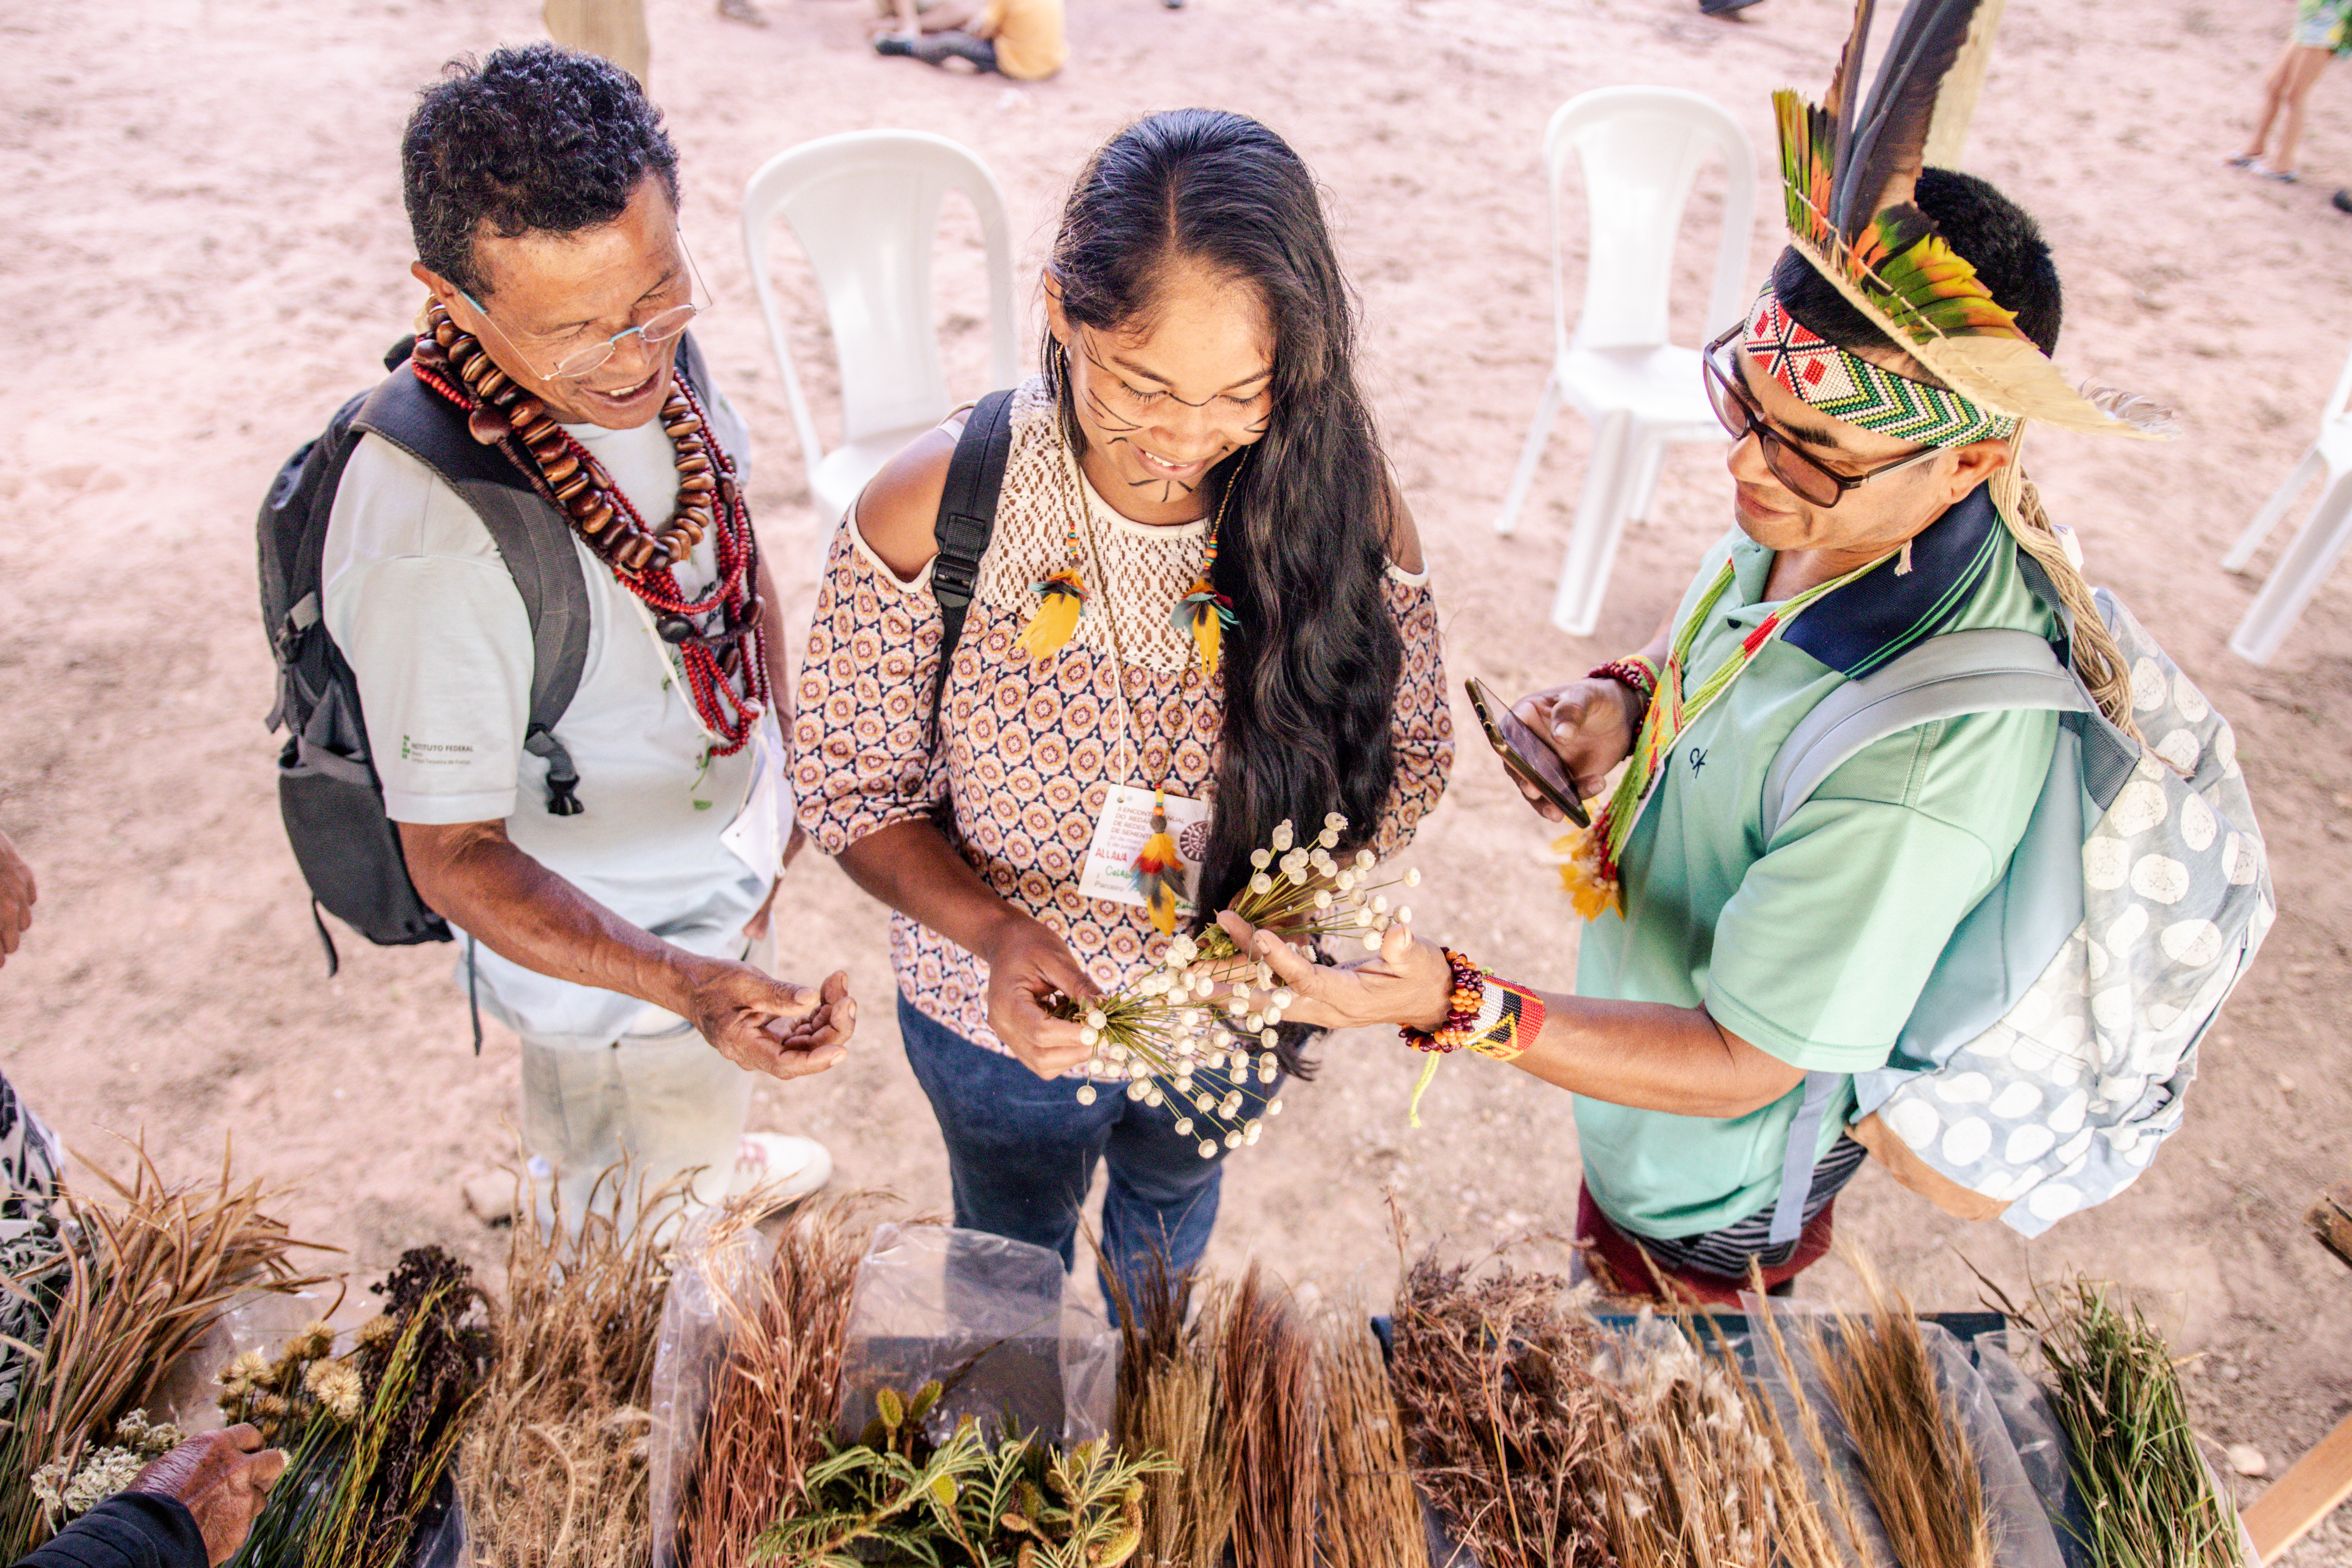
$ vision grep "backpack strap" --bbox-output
[927,388,1018,740]
[351,363,593,814]
[1757,622,2093,1243]
[1768,1070,1843,1247]
[1758,627,2089,844]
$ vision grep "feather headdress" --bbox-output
[1777,0,2167,437]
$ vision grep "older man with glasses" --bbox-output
[320,44,851,1237]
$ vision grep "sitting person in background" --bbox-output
[871,0,1065,81]
[0,838,285,1568]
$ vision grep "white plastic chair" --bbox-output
[2223,339,2352,664]
[1494,88,1757,637]
[741,130,1020,524]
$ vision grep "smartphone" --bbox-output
[1466,677,1592,828]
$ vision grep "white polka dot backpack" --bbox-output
[1759,560,2275,1238]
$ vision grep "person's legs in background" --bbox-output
[874,30,1000,70]
[542,0,650,85]
[517,1025,750,1240]
[2236,42,2334,177]
[518,1017,827,1242]
[2271,45,2337,176]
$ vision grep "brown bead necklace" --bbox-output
[408,300,771,754]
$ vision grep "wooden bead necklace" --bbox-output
[408,300,770,754]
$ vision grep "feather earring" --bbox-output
[1015,506,1088,662]
[1169,454,1245,675]
[1131,789,1185,934]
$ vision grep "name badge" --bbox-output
[720,719,792,880]
[1076,784,1210,911]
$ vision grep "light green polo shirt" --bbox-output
[1575,492,2059,1240]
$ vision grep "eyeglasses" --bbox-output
[459,233,707,383]
[1701,325,1945,508]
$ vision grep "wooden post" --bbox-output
[2243,1182,2352,1563]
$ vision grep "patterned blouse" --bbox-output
[793,377,1454,1058]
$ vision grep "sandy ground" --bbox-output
[5,0,2352,1550]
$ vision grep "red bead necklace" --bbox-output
[408,304,769,754]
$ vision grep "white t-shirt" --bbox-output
[322,383,783,1047]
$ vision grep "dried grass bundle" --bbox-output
[303,1247,494,1568]
[1767,1252,1992,1568]
[1388,1247,1614,1568]
[0,1140,331,1555]
[1109,1254,1232,1568]
[1212,1262,1317,1568]
[459,1170,683,1568]
[675,1193,881,1568]
[1312,1296,1428,1568]
[1594,1309,1848,1568]
[1987,1274,2243,1568]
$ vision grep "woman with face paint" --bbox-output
[792,109,1453,1315]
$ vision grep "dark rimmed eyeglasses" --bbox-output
[1701,324,1945,508]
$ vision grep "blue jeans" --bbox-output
[897,993,1277,1318]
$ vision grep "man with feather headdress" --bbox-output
[1226,0,2182,1302]
[1514,0,2175,1297]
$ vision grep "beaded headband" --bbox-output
[1742,289,2019,450]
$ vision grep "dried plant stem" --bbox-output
[1744,1267,1882,1565]
[1108,1252,1232,1568]
[1312,1297,1428,1568]
[0,1139,332,1556]
[1776,1252,1993,1568]
[1388,1247,1614,1568]
[1213,1263,1317,1568]
[459,1166,683,1568]
[676,1194,880,1568]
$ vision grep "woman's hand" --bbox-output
[981,914,1100,1079]
[1509,678,1643,818]
[1212,911,1454,1034]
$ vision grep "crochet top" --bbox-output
[792,376,1454,1058]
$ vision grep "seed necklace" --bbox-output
[408,300,769,753]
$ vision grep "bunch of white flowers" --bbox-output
[1047,813,1419,1158]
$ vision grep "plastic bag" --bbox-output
[836,1223,1116,1447]
[1971,1330,2093,1568]
[1924,1323,2065,1568]
[646,1205,777,1568]
[156,1286,344,1433]
[1745,1300,2063,1568]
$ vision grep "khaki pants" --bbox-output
[544,0,651,86]
[519,1019,751,1241]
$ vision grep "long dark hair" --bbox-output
[1043,109,1405,949]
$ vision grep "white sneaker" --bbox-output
[731,1133,832,1201]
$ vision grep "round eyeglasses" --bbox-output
[458,234,707,383]
[1701,325,1946,508]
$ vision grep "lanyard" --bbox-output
[1066,445,1201,796]
[1590,551,1887,877]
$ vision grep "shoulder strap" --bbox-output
[1760,630,2086,1248]
[928,387,1018,739]
[1759,627,2089,842]
[352,364,592,812]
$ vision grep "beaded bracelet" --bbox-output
[1472,977,1547,1063]
[1399,951,1548,1062]
[1588,655,1659,701]
[1400,949,1484,1054]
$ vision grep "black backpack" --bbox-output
[258,336,600,969]
[927,387,1016,735]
